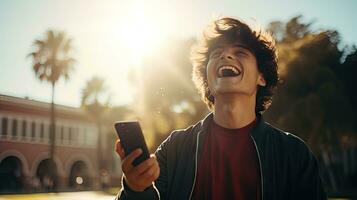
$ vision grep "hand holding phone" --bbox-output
[114,121,160,192]
[114,121,150,166]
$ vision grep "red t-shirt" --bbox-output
[193,119,261,200]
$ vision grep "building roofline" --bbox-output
[0,94,93,121]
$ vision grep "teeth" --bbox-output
[218,65,241,77]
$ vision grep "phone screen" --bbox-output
[114,121,150,166]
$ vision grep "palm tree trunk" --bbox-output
[97,120,102,189]
[49,82,56,191]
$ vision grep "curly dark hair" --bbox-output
[191,17,279,113]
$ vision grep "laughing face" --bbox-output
[206,41,266,99]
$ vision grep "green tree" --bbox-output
[81,76,110,178]
[266,16,357,191]
[28,30,75,184]
[334,46,357,131]
[266,19,353,151]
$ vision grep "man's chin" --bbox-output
[214,86,242,94]
[214,90,246,97]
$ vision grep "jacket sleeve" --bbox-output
[115,177,160,200]
[290,137,327,200]
[115,132,173,200]
[152,134,170,200]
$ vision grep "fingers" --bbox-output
[121,148,142,173]
[149,155,160,181]
[127,154,160,182]
[134,155,156,175]
[134,155,160,180]
[141,161,159,179]
[144,155,160,180]
[115,140,125,159]
[147,164,160,181]
[121,154,160,192]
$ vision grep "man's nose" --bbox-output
[221,50,235,60]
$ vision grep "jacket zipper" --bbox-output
[250,135,264,200]
[188,131,201,200]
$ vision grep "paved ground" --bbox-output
[0,191,116,200]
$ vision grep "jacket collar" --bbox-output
[199,112,213,133]
[196,112,266,161]
[199,112,266,137]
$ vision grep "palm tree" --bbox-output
[28,30,75,184]
[81,76,109,186]
[81,77,107,111]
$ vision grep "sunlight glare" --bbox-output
[119,1,165,67]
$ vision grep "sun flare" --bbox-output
[119,1,165,67]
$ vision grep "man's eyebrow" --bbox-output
[210,43,252,53]
[232,44,250,51]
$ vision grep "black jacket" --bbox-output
[117,113,327,200]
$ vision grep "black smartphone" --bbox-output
[114,121,150,166]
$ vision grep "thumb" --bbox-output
[115,139,125,160]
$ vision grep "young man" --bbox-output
[115,17,327,200]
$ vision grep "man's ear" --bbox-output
[258,74,266,87]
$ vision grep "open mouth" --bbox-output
[217,65,242,78]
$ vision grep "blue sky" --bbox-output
[1,0,356,107]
